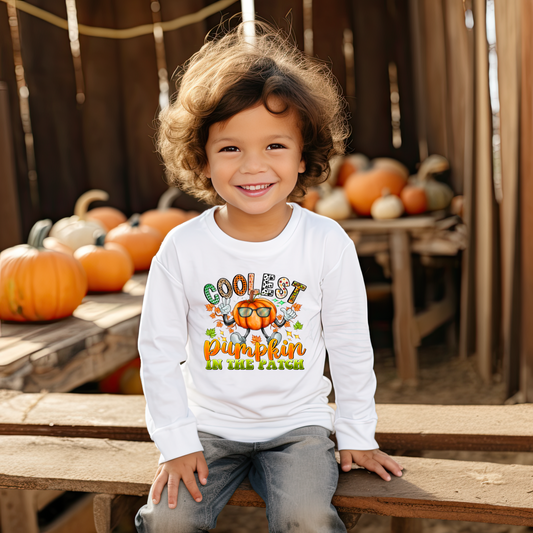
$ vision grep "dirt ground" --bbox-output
[115,346,533,533]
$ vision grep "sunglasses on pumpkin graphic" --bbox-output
[237,307,271,318]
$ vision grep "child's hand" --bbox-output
[339,449,403,481]
[151,451,209,508]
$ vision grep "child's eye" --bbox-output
[267,144,286,150]
[219,146,240,152]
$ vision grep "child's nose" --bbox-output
[240,152,267,174]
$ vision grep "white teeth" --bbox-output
[241,184,270,190]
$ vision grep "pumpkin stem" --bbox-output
[28,219,52,249]
[249,289,259,301]
[74,189,109,220]
[157,187,181,211]
[129,214,141,228]
[95,233,106,246]
[417,155,449,182]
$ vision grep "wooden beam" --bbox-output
[390,230,418,383]
[414,292,455,341]
[521,0,533,402]
[93,494,144,533]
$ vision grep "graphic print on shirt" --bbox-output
[203,273,307,371]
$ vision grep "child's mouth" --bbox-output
[237,183,273,197]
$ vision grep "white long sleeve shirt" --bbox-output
[138,203,378,463]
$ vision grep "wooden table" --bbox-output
[0,273,147,393]
[339,213,464,384]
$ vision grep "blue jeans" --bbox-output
[135,425,347,533]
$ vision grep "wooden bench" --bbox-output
[0,392,532,532]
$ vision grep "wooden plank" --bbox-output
[312,0,350,93]
[349,0,394,160]
[0,5,34,237]
[443,0,472,196]
[0,440,532,525]
[2,397,533,451]
[458,3,476,361]
[230,457,533,525]
[495,0,522,399]
[0,82,23,251]
[24,324,139,393]
[0,489,39,533]
[16,0,89,222]
[339,215,439,233]
[113,0,164,214]
[521,0,533,402]
[93,494,144,533]
[76,0,129,214]
[389,0,420,171]
[420,0,449,160]
[390,231,418,383]
[414,289,455,340]
[474,0,499,383]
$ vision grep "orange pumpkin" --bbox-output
[233,297,277,330]
[105,215,163,272]
[400,185,428,215]
[0,220,87,322]
[344,166,407,216]
[140,188,198,238]
[74,234,134,292]
[86,206,127,231]
[335,154,369,187]
[99,358,142,395]
[300,188,321,211]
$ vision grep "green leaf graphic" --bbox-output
[206,328,216,339]
[294,321,303,330]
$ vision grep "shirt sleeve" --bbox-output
[320,242,379,451]
[138,255,203,463]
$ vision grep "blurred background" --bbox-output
[0,0,532,531]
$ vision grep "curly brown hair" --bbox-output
[157,20,350,205]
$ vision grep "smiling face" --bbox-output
[204,101,306,220]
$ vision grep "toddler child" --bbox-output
[135,20,402,533]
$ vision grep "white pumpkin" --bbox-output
[50,190,107,250]
[315,187,353,220]
[371,188,404,220]
[408,155,454,211]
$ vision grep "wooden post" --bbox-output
[391,516,422,533]
[390,230,417,383]
[0,489,39,533]
[93,494,144,533]
[494,0,522,398]
[474,0,499,383]
[0,82,23,250]
[520,0,533,402]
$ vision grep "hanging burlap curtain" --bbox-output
[411,0,529,396]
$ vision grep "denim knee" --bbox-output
[135,484,212,533]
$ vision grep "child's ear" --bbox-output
[298,157,306,174]
[204,161,211,179]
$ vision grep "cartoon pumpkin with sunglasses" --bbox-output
[219,290,297,346]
